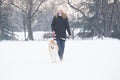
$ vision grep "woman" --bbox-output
[51,10,71,61]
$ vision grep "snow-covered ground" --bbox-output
[0,39,120,80]
[14,31,46,40]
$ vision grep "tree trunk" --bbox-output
[27,16,33,40]
[27,0,33,40]
[23,14,27,40]
[71,28,75,39]
[102,0,109,37]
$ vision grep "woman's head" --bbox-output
[57,10,63,16]
[55,10,67,19]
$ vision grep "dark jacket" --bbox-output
[51,16,71,39]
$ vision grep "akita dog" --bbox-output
[48,39,59,63]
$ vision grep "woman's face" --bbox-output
[58,10,62,14]
[58,10,63,16]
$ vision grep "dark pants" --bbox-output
[56,38,65,60]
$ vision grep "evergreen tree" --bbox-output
[0,1,14,40]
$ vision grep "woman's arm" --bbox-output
[51,16,56,31]
[65,18,71,36]
[51,16,56,36]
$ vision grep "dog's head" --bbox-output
[49,38,58,51]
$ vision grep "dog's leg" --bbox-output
[50,52,56,63]
[53,52,57,63]
[51,52,57,63]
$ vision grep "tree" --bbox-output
[10,0,47,40]
[92,0,120,38]
[110,0,120,39]
[0,0,14,40]
[67,0,120,39]
[67,0,102,38]
[0,0,4,40]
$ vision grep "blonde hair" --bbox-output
[55,10,67,19]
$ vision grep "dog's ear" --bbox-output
[51,38,55,41]
[48,38,53,44]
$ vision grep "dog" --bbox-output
[48,39,59,63]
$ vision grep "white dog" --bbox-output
[48,39,59,63]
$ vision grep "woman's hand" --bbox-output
[52,31,56,36]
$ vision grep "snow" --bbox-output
[0,39,120,80]
[14,31,46,40]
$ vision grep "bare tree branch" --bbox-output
[31,0,46,18]
[1,0,6,3]
[67,0,103,35]
[10,0,27,14]
[67,0,87,19]
[0,0,5,5]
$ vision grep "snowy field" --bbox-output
[0,39,120,80]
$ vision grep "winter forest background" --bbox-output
[1,1,120,80]
[0,0,120,41]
